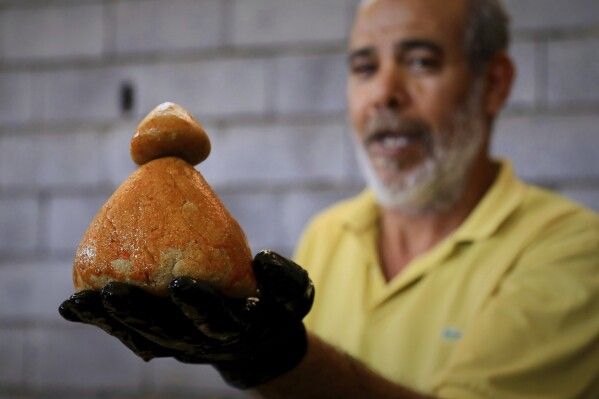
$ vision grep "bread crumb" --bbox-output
[111,259,133,276]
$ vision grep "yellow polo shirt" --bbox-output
[294,161,599,398]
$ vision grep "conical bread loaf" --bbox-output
[72,102,256,298]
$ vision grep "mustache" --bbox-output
[363,109,432,146]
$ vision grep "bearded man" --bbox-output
[262,0,599,397]
[60,0,599,397]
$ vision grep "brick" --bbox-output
[200,121,348,187]
[507,41,537,108]
[0,134,40,188]
[492,114,599,181]
[218,191,285,252]
[230,0,350,46]
[40,67,125,122]
[37,60,267,124]
[274,53,347,115]
[102,120,138,186]
[0,197,39,253]
[29,325,145,391]
[45,194,108,253]
[137,59,269,118]
[113,0,223,54]
[560,187,599,212]
[503,0,599,31]
[0,72,36,126]
[0,328,25,386]
[283,187,362,250]
[38,132,105,188]
[0,260,72,321]
[547,37,599,106]
[150,359,248,397]
[0,4,104,60]
[0,132,104,189]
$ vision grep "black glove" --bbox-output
[58,250,314,389]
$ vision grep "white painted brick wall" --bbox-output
[0,328,25,386]
[40,67,125,122]
[29,325,146,391]
[150,359,248,398]
[102,120,145,185]
[0,134,40,189]
[38,132,106,188]
[112,0,224,54]
[507,41,538,108]
[503,0,599,31]
[0,261,72,321]
[231,0,351,46]
[44,194,109,253]
[547,37,599,106]
[0,197,39,253]
[492,114,599,181]
[274,53,347,114]
[0,72,38,126]
[560,188,599,211]
[219,191,285,252]
[136,59,270,118]
[0,3,104,61]
[283,188,362,250]
[0,132,105,189]
[201,121,348,187]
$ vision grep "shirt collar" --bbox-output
[340,160,526,242]
[453,160,526,242]
[340,189,379,233]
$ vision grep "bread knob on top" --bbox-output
[72,102,256,298]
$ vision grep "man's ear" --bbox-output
[482,51,515,118]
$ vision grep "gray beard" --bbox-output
[352,87,486,215]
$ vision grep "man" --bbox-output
[61,0,599,398]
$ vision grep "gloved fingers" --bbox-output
[100,282,206,349]
[59,290,104,324]
[58,290,177,361]
[253,250,315,319]
[169,277,247,343]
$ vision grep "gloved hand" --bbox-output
[58,250,314,389]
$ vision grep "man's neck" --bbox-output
[377,156,499,282]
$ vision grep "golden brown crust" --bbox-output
[73,157,256,298]
[131,102,211,166]
[73,103,255,298]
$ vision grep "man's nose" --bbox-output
[371,65,409,110]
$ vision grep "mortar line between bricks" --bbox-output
[5,106,599,135]
[22,324,37,389]
[0,386,242,399]
[35,190,49,255]
[1,29,596,73]
[102,0,115,58]
[0,251,73,264]
[0,42,348,73]
[0,0,105,9]
[0,112,349,135]
[265,57,278,114]
[536,40,549,110]
[0,185,115,199]
[220,0,233,48]
[511,27,599,41]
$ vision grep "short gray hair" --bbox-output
[464,0,511,74]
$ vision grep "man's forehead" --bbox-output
[351,0,468,48]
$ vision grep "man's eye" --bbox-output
[350,62,377,77]
[405,56,440,72]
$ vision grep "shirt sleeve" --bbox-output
[433,224,599,399]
